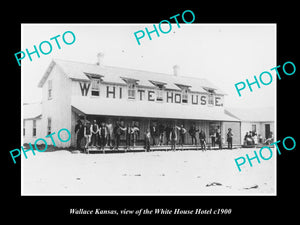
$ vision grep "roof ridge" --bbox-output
[53,58,207,81]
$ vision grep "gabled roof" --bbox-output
[38,58,226,95]
[225,107,275,122]
[23,102,42,120]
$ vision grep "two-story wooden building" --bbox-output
[37,54,240,148]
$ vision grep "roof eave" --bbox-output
[37,60,56,88]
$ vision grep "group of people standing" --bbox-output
[144,122,208,151]
[75,118,234,152]
[75,119,139,152]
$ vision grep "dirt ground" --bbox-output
[21,147,276,195]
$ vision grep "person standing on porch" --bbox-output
[158,123,165,146]
[216,126,222,149]
[106,119,114,149]
[170,126,177,151]
[199,129,207,151]
[253,132,258,148]
[211,129,216,147]
[132,122,140,148]
[75,119,84,151]
[144,128,151,152]
[165,124,172,145]
[226,128,233,149]
[178,124,186,148]
[83,121,92,153]
[113,121,121,150]
[150,122,158,146]
[114,120,126,150]
[91,120,99,148]
[119,120,126,144]
[189,123,198,145]
[99,122,107,152]
[125,123,133,151]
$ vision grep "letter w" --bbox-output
[154,209,161,214]
[79,82,90,96]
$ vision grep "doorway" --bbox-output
[265,124,271,139]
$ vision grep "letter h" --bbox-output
[166,91,173,103]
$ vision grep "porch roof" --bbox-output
[71,96,239,122]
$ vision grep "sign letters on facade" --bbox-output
[78,82,223,107]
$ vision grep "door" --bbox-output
[265,124,271,139]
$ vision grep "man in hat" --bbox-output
[199,129,206,151]
[75,119,84,151]
[227,128,233,149]
[113,120,126,150]
[99,122,107,152]
[150,122,158,146]
[178,124,187,148]
[189,123,199,146]
[91,120,99,148]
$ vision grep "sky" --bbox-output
[21,24,276,109]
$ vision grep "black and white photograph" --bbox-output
[21,24,276,196]
[3,4,299,221]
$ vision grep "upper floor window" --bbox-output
[182,88,188,103]
[48,80,52,100]
[91,78,100,96]
[204,88,215,106]
[128,82,136,99]
[149,80,166,102]
[175,83,190,104]
[121,77,139,100]
[84,73,103,97]
[156,87,164,102]
[208,93,214,105]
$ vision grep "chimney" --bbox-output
[173,64,180,76]
[96,52,104,66]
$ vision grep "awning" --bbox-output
[71,96,239,122]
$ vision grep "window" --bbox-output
[128,83,136,99]
[252,124,256,132]
[156,88,163,102]
[91,78,100,96]
[204,88,215,106]
[182,88,188,103]
[47,118,51,135]
[156,84,164,102]
[175,84,190,104]
[48,80,52,100]
[33,120,37,137]
[208,93,214,105]
[149,81,166,102]
[23,120,25,136]
[121,77,139,100]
